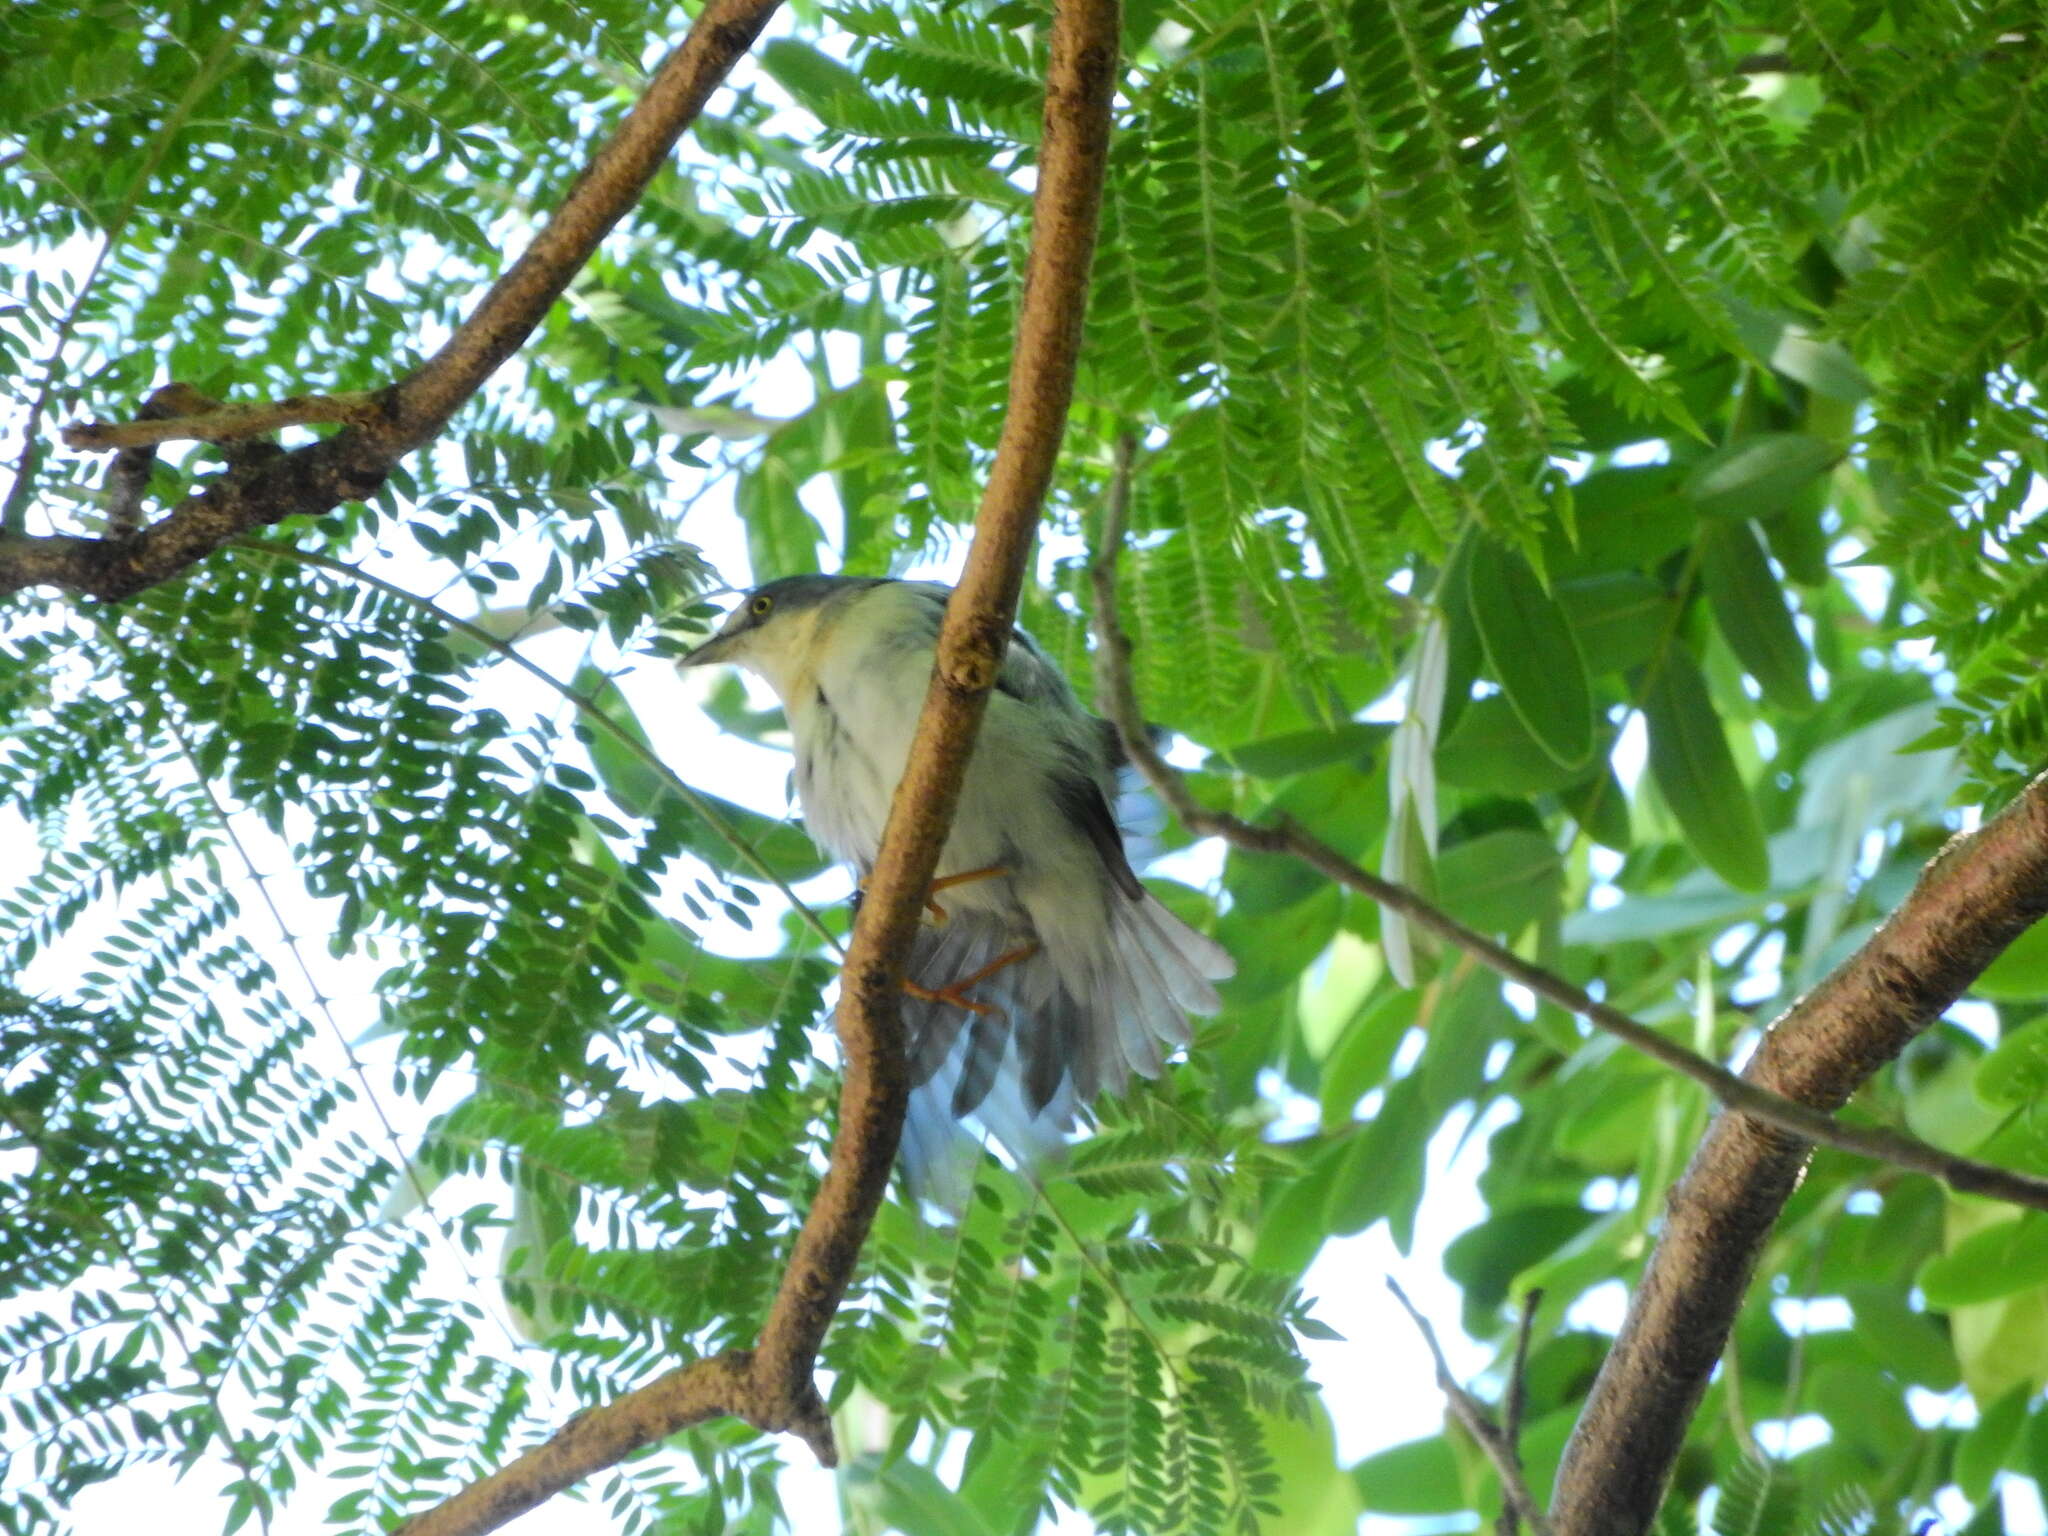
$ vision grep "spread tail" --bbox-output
[895,897,1231,1209]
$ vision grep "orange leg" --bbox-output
[904,941,1040,1015]
[861,862,1012,922]
[922,863,1009,922]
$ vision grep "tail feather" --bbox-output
[893,895,1231,1211]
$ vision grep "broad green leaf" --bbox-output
[1466,541,1596,770]
[1320,988,1415,1126]
[1955,1384,2030,1501]
[1438,695,1595,796]
[1420,964,1511,1113]
[1974,918,2048,1003]
[1760,494,1831,586]
[1352,1435,1463,1514]
[1260,1401,1367,1536]
[1434,530,1482,739]
[1563,767,1632,853]
[844,1455,998,1536]
[737,444,824,579]
[1919,1215,2048,1308]
[1727,300,1874,402]
[1215,722,1389,778]
[1557,572,1675,676]
[1443,1204,1599,1318]
[1975,1010,2048,1106]
[1435,829,1564,934]
[1324,1076,1429,1237]
[1699,519,1815,711]
[1254,1138,1349,1274]
[1299,930,1382,1058]
[1641,646,1770,891]
[1846,1286,1958,1390]
[1543,465,1695,578]
[1684,433,1840,519]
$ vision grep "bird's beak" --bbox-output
[679,631,740,668]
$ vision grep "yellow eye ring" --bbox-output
[750,594,774,617]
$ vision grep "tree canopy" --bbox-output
[5,0,2048,1533]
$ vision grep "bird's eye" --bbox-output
[749,594,774,617]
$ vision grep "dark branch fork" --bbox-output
[0,0,786,604]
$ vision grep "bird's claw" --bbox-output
[904,940,1040,1015]
[903,977,1000,1016]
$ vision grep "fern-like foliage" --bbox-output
[7,0,2048,1529]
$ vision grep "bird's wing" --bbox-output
[1048,750,1146,901]
[907,582,1144,898]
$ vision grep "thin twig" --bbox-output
[1499,1289,1543,1536]
[392,1,1121,1530]
[1087,456,2048,1213]
[229,538,844,957]
[1387,1279,1552,1536]
[63,391,378,451]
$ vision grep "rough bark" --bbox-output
[1549,779,2048,1535]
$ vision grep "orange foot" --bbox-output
[904,941,1040,1015]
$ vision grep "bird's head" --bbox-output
[679,574,876,697]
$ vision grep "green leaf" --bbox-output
[1438,695,1597,796]
[737,439,823,578]
[1352,1435,1463,1514]
[845,1454,998,1536]
[1324,1076,1429,1237]
[1444,1204,1599,1318]
[1974,919,2048,1003]
[1976,1012,2048,1107]
[1684,433,1840,520]
[1320,989,1416,1126]
[1641,646,1770,891]
[1435,829,1564,934]
[1215,722,1390,778]
[1699,519,1815,712]
[1563,767,1632,853]
[1466,541,1596,770]
[1543,465,1696,578]
[1955,1384,2030,1501]
[1919,1215,2048,1309]
[1556,572,1676,676]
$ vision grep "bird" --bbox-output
[681,574,1233,1203]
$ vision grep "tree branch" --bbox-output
[748,0,1118,1422]
[1388,1279,1551,1536]
[1087,455,2048,1214]
[393,1,1119,1530]
[1551,791,2048,1533]
[61,391,378,451]
[0,0,783,604]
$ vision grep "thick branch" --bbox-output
[1087,465,2048,1213]
[394,3,1119,1532]
[749,0,1119,1416]
[1551,787,2048,1535]
[0,0,782,603]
